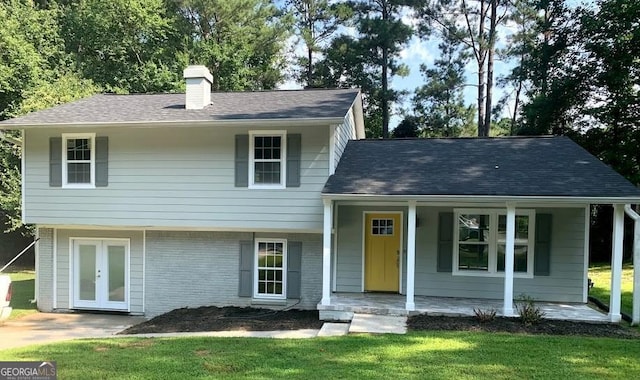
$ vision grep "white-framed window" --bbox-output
[249,131,286,188]
[453,209,535,277]
[254,239,287,299]
[62,133,95,187]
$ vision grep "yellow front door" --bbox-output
[365,213,401,292]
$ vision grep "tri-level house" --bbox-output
[1,66,639,324]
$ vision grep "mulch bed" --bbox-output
[407,315,640,339]
[120,306,323,334]
[121,305,639,339]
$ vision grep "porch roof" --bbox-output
[323,136,640,203]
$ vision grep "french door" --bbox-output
[73,239,129,311]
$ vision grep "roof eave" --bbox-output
[0,117,346,130]
[321,193,640,205]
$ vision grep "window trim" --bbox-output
[62,133,96,188]
[253,238,287,300]
[452,208,535,278]
[249,130,286,189]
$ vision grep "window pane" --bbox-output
[67,163,91,183]
[67,138,91,160]
[458,214,490,242]
[254,162,281,184]
[497,245,529,272]
[498,215,529,243]
[458,244,489,271]
[256,241,284,296]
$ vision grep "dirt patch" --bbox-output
[408,315,640,339]
[120,306,323,334]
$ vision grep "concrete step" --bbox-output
[317,322,350,337]
[349,313,407,334]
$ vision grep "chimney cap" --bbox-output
[183,65,213,83]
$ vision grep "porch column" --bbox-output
[321,198,333,306]
[406,201,417,310]
[503,203,516,316]
[624,205,640,326]
[609,203,625,323]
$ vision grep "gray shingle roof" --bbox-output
[0,88,360,126]
[323,136,640,199]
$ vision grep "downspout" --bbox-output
[623,204,640,325]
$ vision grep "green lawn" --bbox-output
[589,263,634,316]
[1,333,639,379]
[4,269,37,320]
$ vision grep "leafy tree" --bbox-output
[392,116,420,137]
[413,34,474,137]
[179,0,291,91]
[415,0,511,137]
[60,0,186,93]
[351,0,414,138]
[287,0,350,87]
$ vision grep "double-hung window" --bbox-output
[254,239,287,299]
[249,131,286,188]
[62,133,95,187]
[454,209,535,277]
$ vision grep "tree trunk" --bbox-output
[307,46,313,88]
[382,3,390,138]
[476,0,488,137]
[483,0,498,137]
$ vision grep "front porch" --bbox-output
[318,293,610,323]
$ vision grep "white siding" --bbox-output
[144,231,322,317]
[334,109,357,169]
[335,205,586,303]
[24,125,330,231]
[52,229,144,313]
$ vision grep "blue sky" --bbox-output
[279,18,516,131]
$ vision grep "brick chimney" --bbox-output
[183,65,213,110]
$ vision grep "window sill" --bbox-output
[452,270,534,279]
[62,184,96,189]
[248,184,286,190]
[251,298,288,306]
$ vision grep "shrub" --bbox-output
[516,294,546,325]
[473,308,497,323]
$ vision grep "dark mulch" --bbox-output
[120,306,323,335]
[408,315,640,339]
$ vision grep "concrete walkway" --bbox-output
[349,314,407,334]
[0,312,410,350]
[0,313,146,350]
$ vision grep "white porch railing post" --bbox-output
[609,204,624,323]
[406,201,417,311]
[503,203,516,316]
[321,199,333,306]
[623,204,640,326]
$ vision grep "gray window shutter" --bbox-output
[49,137,62,187]
[287,241,302,299]
[286,134,301,187]
[437,212,454,272]
[534,214,552,276]
[235,135,249,187]
[95,136,108,187]
[238,240,254,297]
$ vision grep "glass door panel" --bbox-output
[107,245,126,302]
[78,244,97,301]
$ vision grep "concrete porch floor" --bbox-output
[318,293,610,323]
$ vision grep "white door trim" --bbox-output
[70,237,130,311]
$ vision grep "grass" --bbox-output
[0,333,639,379]
[3,269,37,320]
[589,263,634,317]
